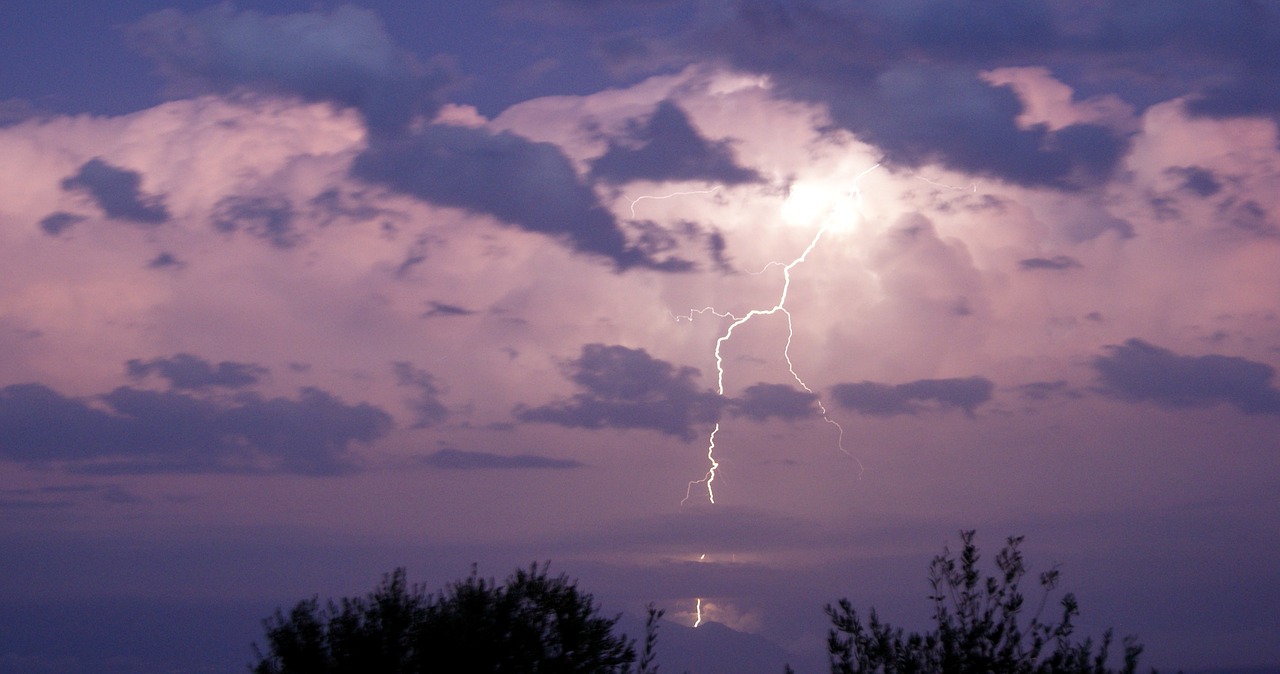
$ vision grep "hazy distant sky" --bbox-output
[2,2,1279,672]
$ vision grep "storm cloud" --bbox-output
[353,126,658,269]
[695,2,1130,189]
[590,100,762,185]
[420,448,582,470]
[515,343,722,440]
[60,158,169,224]
[0,382,391,474]
[126,354,266,390]
[729,383,820,422]
[1166,166,1223,197]
[830,376,994,417]
[1094,339,1280,415]
[38,211,84,236]
[544,0,1280,189]
[128,5,447,133]
[211,195,299,249]
[1019,255,1081,271]
[392,361,450,429]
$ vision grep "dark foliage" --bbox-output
[825,530,1150,674]
[251,563,658,674]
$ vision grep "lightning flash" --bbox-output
[629,187,722,218]
[682,165,878,504]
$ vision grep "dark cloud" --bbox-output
[126,353,266,390]
[691,3,1130,189]
[211,196,298,248]
[146,252,183,269]
[1093,339,1280,415]
[817,67,1128,189]
[309,187,386,224]
[38,211,84,236]
[831,376,993,417]
[127,5,687,269]
[0,497,73,511]
[0,382,391,474]
[0,485,96,511]
[392,362,449,428]
[1015,380,1081,402]
[1102,1,1280,122]
[1019,255,1081,271]
[1065,211,1134,241]
[127,5,448,133]
[0,98,45,126]
[420,448,582,470]
[353,126,663,269]
[729,383,819,422]
[546,1,1280,186]
[590,100,761,185]
[60,158,169,224]
[623,220,697,271]
[514,343,721,440]
[395,252,427,278]
[422,301,476,318]
[628,220,679,255]
[1166,165,1222,197]
[1219,198,1273,236]
[706,229,731,272]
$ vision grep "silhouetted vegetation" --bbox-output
[825,530,1152,674]
[252,532,1160,674]
[251,562,660,674]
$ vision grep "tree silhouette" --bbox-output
[825,530,1151,674]
[251,563,660,674]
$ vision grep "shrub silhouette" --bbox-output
[251,562,660,674]
[824,530,1152,674]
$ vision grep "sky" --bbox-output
[1,1,1279,672]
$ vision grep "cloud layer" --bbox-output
[0,380,391,475]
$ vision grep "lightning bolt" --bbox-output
[909,171,978,193]
[682,164,879,505]
[629,187,722,218]
[694,597,703,627]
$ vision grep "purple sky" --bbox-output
[2,2,1279,672]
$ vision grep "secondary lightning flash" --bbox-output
[629,187,722,218]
